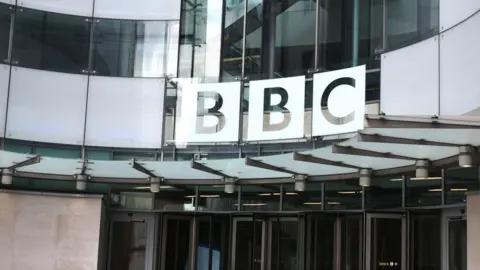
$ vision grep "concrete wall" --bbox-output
[467,194,480,270]
[0,191,103,270]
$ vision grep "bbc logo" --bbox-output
[175,65,366,145]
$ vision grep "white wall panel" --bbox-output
[6,67,87,145]
[0,64,9,137]
[380,36,439,116]
[94,0,181,20]
[18,0,94,17]
[440,11,480,116]
[85,77,165,148]
[440,0,480,31]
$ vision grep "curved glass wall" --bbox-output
[12,7,91,74]
[2,4,180,77]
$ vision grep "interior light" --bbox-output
[338,191,362,195]
[134,185,173,190]
[428,188,442,192]
[185,195,196,198]
[390,178,403,182]
[451,188,468,192]
[258,193,272,196]
[410,177,441,181]
[327,202,341,205]
[303,202,322,205]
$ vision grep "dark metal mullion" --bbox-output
[402,175,406,208]
[251,214,256,270]
[279,184,284,211]
[274,214,280,270]
[174,219,180,270]
[208,215,213,270]
[227,214,233,270]
[237,185,242,211]
[321,182,325,211]
[441,169,446,205]
[195,185,199,210]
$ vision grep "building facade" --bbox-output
[0,0,479,270]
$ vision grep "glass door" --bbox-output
[231,215,300,270]
[107,212,155,270]
[160,215,194,270]
[366,213,406,270]
[447,218,467,270]
[231,217,267,270]
[306,214,337,270]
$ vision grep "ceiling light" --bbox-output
[224,177,236,194]
[241,203,266,207]
[75,174,87,191]
[303,202,322,205]
[258,193,272,196]
[459,146,474,167]
[294,174,307,192]
[134,185,173,190]
[390,178,403,182]
[150,177,160,193]
[415,160,430,178]
[185,195,196,198]
[286,192,298,195]
[428,188,442,192]
[1,168,13,185]
[328,202,341,205]
[410,176,441,181]
[451,188,468,192]
[200,194,220,198]
[338,191,362,194]
[359,169,372,187]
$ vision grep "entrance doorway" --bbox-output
[366,214,406,270]
[230,216,301,270]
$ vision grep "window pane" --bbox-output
[366,175,402,209]
[12,8,90,73]
[93,19,178,77]
[325,179,362,210]
[445,167,480,205]
[406,174,442,207]
[0,3,11,62]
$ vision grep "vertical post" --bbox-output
[237,185,242,211]
[321,182,325,211]
[402,175,406,208]
[352,0,359,67]
[279,184,284,211]
[195,185,200,210]
[441,169,446,205]
[241,0,248,79]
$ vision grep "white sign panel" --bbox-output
[247,76,305,141]
[312,65,366,136]
[175,81,241,145]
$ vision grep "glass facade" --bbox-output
[0,0,438,82]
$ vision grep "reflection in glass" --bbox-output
[154,187,196,211]
[366,176,402,209]
[12,8,90,73]
[449,219,467,270]
[244,0,316,79]
[325,179,362,210]
[234,219,264,270]
[197,216,230,270]
[240,185,281,211]
[164,218,192,270]
[198,185,238,211]
[370,217,402,270]
[271,219,298,270]
[410,212,441,270]
[93,19,179,77]
[178,0,224,82]
[341,214,362,270]
[109,221,147,270]
[385,0,439,50]
[0,3,11,62]
[406,174,442,207]
[445,167,480,205]
[308,216,335,270]
[283,183,323,211]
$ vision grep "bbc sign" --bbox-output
[175,65,365,145]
